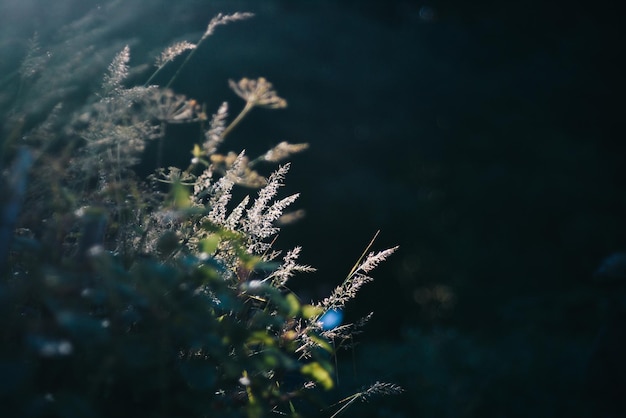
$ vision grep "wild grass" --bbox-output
[0,5,401,417]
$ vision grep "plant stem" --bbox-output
[144,64,165,87]
[347,230,380,279]
[221,101,254,139]
[164,45,200,90]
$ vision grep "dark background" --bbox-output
[2,0,625,416]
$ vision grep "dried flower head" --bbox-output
[229,77,287,109]
[19,32,51,80]
[156,41,196,67]
[203,102,229,154]
[101,45,130,96]
[361,382,405,400]
[146,89,203,123]
[263,141,309,163]
[203,12,255,40]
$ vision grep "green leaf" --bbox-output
[301,362,334,390]
[308,334,333,353]
[285,293,301,317]
[171,181,191,208]
[200,234,221,255]
[246,330,276,347]
[302,304,323,320]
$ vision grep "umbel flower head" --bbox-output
[220,77,288,139]
[228,77,287,109]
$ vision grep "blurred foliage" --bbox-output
[1,223,343,417]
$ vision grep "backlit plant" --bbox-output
[0,9,401,418]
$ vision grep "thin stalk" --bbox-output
[164,45,201,90]
[143,64,166,87]
[220,100,254,139]
[346,230,380,279]
[327,393,362,418]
